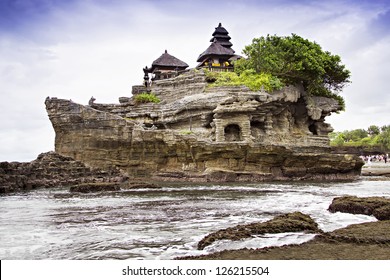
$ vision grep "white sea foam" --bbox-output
[0,179,389,259]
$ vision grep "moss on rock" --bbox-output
[328,196,390,220]
[197,212,321,250]
[181,220,390,260]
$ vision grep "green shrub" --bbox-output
[179,130,193,135]
[239,69,283,91]
[134,92,160,103]
[204,69,283,92]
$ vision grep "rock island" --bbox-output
[45,23,363,182]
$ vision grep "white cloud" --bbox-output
[1,0,389,161]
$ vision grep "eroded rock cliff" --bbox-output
[45,69,363,181]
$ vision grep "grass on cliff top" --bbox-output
[204,69,284,92]
[134,92,160,103]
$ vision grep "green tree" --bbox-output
[329,132,345,146]
[367,125,380,136]
[237,34,351,109]
[377,129,390,150]
[381,125,390,132]
[329,125,390,151]
[343,129,367,142]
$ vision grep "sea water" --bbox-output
[1,178,389,260]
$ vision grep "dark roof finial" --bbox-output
[197,23,235,62]
[165,49,167,53]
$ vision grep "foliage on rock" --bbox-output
[134,92,160,103]
[236,34,350,109]
[204,69,283,92]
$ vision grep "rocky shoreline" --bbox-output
[197,212,322,250]
[2,152,390,259]
[180,196,390,260]
[0,152,127,193]
[361,162,390,177]
[1,151,374,194]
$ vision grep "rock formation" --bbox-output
[328,196,390,220]
[0,152,126,193]
[197,212,321,250]
[45,69,363,181]
[180,196,390,260]
[181,220,390,260]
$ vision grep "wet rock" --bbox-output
[197,212,321,250]
[122,182,160,189]
[324,220,390,244]
[373,205,390,221]
[181,220,390,260]
[69,183,121,193]
[328,196,390,220]
[0,151,127,193]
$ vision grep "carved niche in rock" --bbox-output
[214,116,251,142]
[224,124,241,141]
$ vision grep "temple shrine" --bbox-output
[143,50,189,82]
[196,23,237,71]
[143,23,238,85]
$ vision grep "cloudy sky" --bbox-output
[1,0,389,162]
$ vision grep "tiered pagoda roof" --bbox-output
[197,23,235,63]
[210,23,233,48]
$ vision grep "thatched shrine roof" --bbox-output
[197,42,235,62]
[151,50,189,70]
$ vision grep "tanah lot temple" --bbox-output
[45,22,364,182]
[142,23,240,85]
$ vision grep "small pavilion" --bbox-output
[144,50,189,82]
[196,23,238,71]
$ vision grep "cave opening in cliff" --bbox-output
[309,123,318,135]
[250,120,266,139]
[203,113,214,128]
[224,124,241,141]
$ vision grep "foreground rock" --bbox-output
[69,183,121,193]
[328,196,390,220]
[68,181,160,193]
[122,181,160,189]
[0,152,127,193]
[198,212,322,250]
[181,196,390,260]
[182,220,390,260]
[45,70,363,182]
[181,221,390,260]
